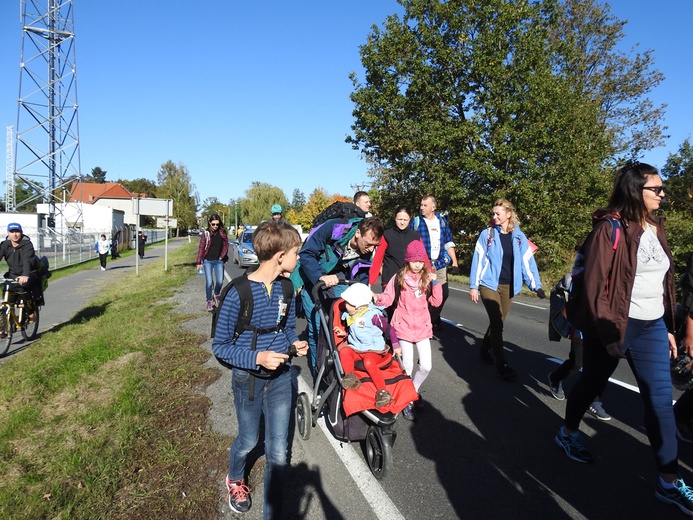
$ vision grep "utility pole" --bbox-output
[5,127,14,211]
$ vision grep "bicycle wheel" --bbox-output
[21,306,39,341]
[0,307,13,356]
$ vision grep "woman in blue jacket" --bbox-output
[469,199,545,380]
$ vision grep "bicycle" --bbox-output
[0,277,40,356]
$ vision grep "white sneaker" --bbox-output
[100,266,106,271]
[588,401,611,421]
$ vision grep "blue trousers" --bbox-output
[203,259,225,301]
[228,368,293,520]
[301,283,347,378]
[565,317,677,474]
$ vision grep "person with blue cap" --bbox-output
[270,204,289,225]
[0,223,39,328]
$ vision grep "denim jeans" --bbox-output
[565,317,678,474]
[228,368,293,519]
[203,259,225,301]
[301,283,348,378]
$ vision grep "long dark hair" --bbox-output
[606,162,659,223]
[208,213,225,232]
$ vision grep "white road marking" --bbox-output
[297,375,405,520]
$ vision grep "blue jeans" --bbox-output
[565,317,677,474]
[203,259,225,301]
[301,283,347,377]
[228,368,293,519]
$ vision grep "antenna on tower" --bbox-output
[13,0,81,224]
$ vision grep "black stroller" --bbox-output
[295,281,417,479]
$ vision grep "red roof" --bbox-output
[68,182,144,203]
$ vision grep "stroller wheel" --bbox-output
[365,425,392,479]
[296,392,312,440]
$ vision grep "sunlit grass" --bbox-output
[0,241,227,519]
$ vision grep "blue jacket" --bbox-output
[469,226,542,297]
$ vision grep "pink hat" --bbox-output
[405,240,428,263]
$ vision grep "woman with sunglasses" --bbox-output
[196,214,229,311]
[554,162,693,515]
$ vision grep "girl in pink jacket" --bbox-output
[375,240,442,419]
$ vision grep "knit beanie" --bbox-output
[405,240,428,263]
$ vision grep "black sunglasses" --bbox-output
[642,186,665,196]
[210,222,220,227]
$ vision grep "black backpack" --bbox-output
[211,274,294,341]
[311,201,366,228]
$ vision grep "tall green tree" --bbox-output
[660,139,693,275]
[242,182,288,226]
[90,166,107,183]
[156,161,199,236]
[290,189,306,212]
[348,0,665,276]
[118,178,157,198]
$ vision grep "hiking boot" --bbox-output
[479,347,494,365]
[375,389,394,408]
[547,372,565,400]
[206,300,213,312]
[655,478,693,516]
[588,401,611,421]
[677,419,693,444]
[225,476,252,513]
[497,364,516,380]
[554,427,593,463]
[340,372,362,390]
[27,312,36,324]
[401,402,415,421]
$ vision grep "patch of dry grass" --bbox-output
[0,242,229,519]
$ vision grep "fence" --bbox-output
[23,227,170,271]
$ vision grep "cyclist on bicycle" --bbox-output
[0,223,39,328]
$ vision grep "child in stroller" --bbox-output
[333,283,401,409]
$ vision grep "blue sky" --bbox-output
[1,1,691,208]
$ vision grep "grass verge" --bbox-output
[0,241,229,519]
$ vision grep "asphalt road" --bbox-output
[226,261,693,519]
[8,244,689,519]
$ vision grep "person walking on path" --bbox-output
[469,199,545,380]
[94,234,110,271]
[297,217,384,374]
[374,240,442,420]
[552,162,693,516]
[369,205,426,291]
[137,231,147,259]
[411,195,459,331]
[547,271,611,420]
[196,214,229,311]
[212,221,308,518]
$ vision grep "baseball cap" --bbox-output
[7,223,22,233]
[271,204,282,214]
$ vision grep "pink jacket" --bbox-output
[375,271,443,342]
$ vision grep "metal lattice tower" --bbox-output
[6,126,16,211]
[12,0,81,217]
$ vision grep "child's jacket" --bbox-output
[341,304,389,353]
[375,272,442,343]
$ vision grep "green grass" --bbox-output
[0,241,228,519]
